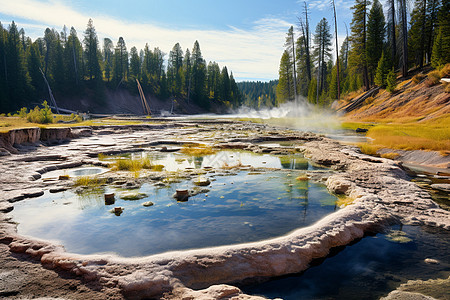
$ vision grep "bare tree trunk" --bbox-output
[399,0,408,77]
[363,0,369,91]
[332,0,341,100]
[389,0,397,68]
[419,0,427,68]
[304,2,312,81]
[290,29,298,104]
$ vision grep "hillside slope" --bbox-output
[343,75,449,123]
[335,70,450,170]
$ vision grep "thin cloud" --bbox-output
[1,0,291,81]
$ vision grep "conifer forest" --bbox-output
[0,0,449,113]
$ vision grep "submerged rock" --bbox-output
[120,192,147,200]
[193,177,211,186]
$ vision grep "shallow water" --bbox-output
[105,150,321,172]
[41,167,108,180]
[241,225,450,300]
[12,170,338,257]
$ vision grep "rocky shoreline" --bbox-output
[0,119,449,299]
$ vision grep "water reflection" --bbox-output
[242,225,450,300]
[12,170,338,257]
[115,150,316,172]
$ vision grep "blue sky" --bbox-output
[0,0,355,81]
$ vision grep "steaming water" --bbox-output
[184,100,366,143]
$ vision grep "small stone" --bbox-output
[119,192,147,200]
[424,258,439,264]
[142,201,154,207]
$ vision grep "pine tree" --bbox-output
[167,43,183,95]
[386,68,397,92]
[367,0,386,85]
[103,38,113,82]
[0,22,8,111]
[313,18,332,103]
[219,66,231,102]
[207,61,220,100]
[190,41,207,107]
[276,50,294,103]
[183,48,191,98]
[431,0,449,67]
[295,35,311,97]
[375,51,389,86]
[113,37,128,85]
[27,42,44,99]
[129,46,140,79]
[83,19,101,81]
[6,22,32,110]
[349,0,371,91]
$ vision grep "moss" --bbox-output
[385,230,412,243]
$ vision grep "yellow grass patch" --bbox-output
[180,144,216,156]
[112,157,153,172]
[381,152,401,159]
[74,176,106,187]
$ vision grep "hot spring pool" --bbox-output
[11,170,339,257]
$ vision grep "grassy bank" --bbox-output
[0,116,152,133]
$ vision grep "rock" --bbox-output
[142,201,154,207]
[0,203,13,213]
[59,175,70,180]
[430,184,450,193]
[327,177,352,194]
[194,177,211,186]
[381,290,437,300]
[23,190,44,198]
[356,128,368,133]
[49,187,68,193]
[120,192,147,200]
[424,258,439,264]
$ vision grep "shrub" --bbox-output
[386,69,397,93]
[412,73,426,84]
[425,70,441,87]
[18,107,28,118]
[439,63,450,78]
[26,101,53,124]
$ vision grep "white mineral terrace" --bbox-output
[0,121,449,299]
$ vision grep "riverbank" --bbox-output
[0,119,449,299]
